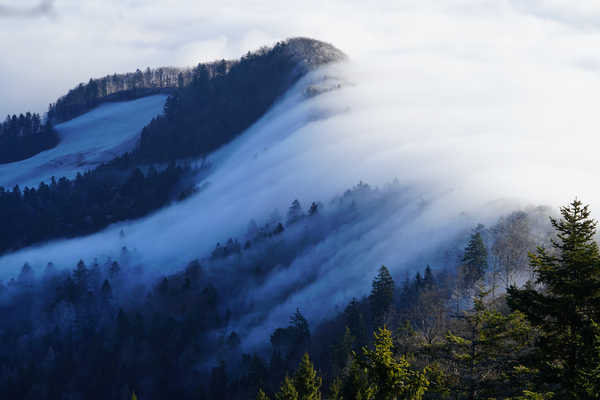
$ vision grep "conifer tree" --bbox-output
[508,199,600,398]
[461,230,488,289]
[423,265,435,289]
[257,388,271,400]
[287,200,304,225]
[276,376,299,400]
[353,327,429,400]
[290,308,311,352]
[444,290,535,398]
[332,327,355,372]
[370,266,395,326]
[344,297,368,347]
[293,353,322,400]
[327,378,343,400]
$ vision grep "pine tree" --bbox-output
[353,327,429,400]
[287,200,304,225]
[462,230,488,289]
[73,259,88,286]
[293,353,322,400]
[290,308,311,351]
[257,388,271,400]
[508,199,600,398]
[276,376,299,400]
[423,265,435,289]
[443,290,535,398]
[332,327,355,372]
[328,378,343,400]
[370,266,395,326]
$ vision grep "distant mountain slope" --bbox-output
[0,38,345,255]
[0,95,167,189]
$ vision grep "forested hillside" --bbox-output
[136,38,345,162]
[0,38,343,254]
[0,160,191,255]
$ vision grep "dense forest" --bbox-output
[0,161,192,255]
[136,38,345,162]
[46,37,343,139]
[0,113,58,163]
[2,172,596,399]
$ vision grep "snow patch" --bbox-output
[0,95,167,188]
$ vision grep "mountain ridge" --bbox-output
[47,37,345,125]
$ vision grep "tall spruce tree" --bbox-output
[257,388,271,400]
[507,199,600,398]
[293,353,322,400]
[345,327,429,400]
[462,230,488,289]
[276,376,299,400]
[370,265,395,327]
[444,290,536,399]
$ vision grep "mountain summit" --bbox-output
[278,37,347,71]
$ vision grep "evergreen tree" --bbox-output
[351,327,429,400]
[423,265,435,289]
[462,230,488,289]
[370,266,395,326]
[293,353,322,400]
[327,378,343,400]
[257,388,271,400]
[508,199,600,398]
[332,326,355,372]
[443,290,536,398]
[276,376,299,400]
[287,200,304,225]
[308,202,319,216]
[290,308,311,351]
[344,297,368,348]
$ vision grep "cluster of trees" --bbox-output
[46,67,194,123]
[0,163,187,254]
[0,113,58,163]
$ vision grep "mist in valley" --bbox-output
[0,2,599,397]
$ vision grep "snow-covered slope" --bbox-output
[0,95,167,189]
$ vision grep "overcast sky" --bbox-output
[2,1,600,117]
